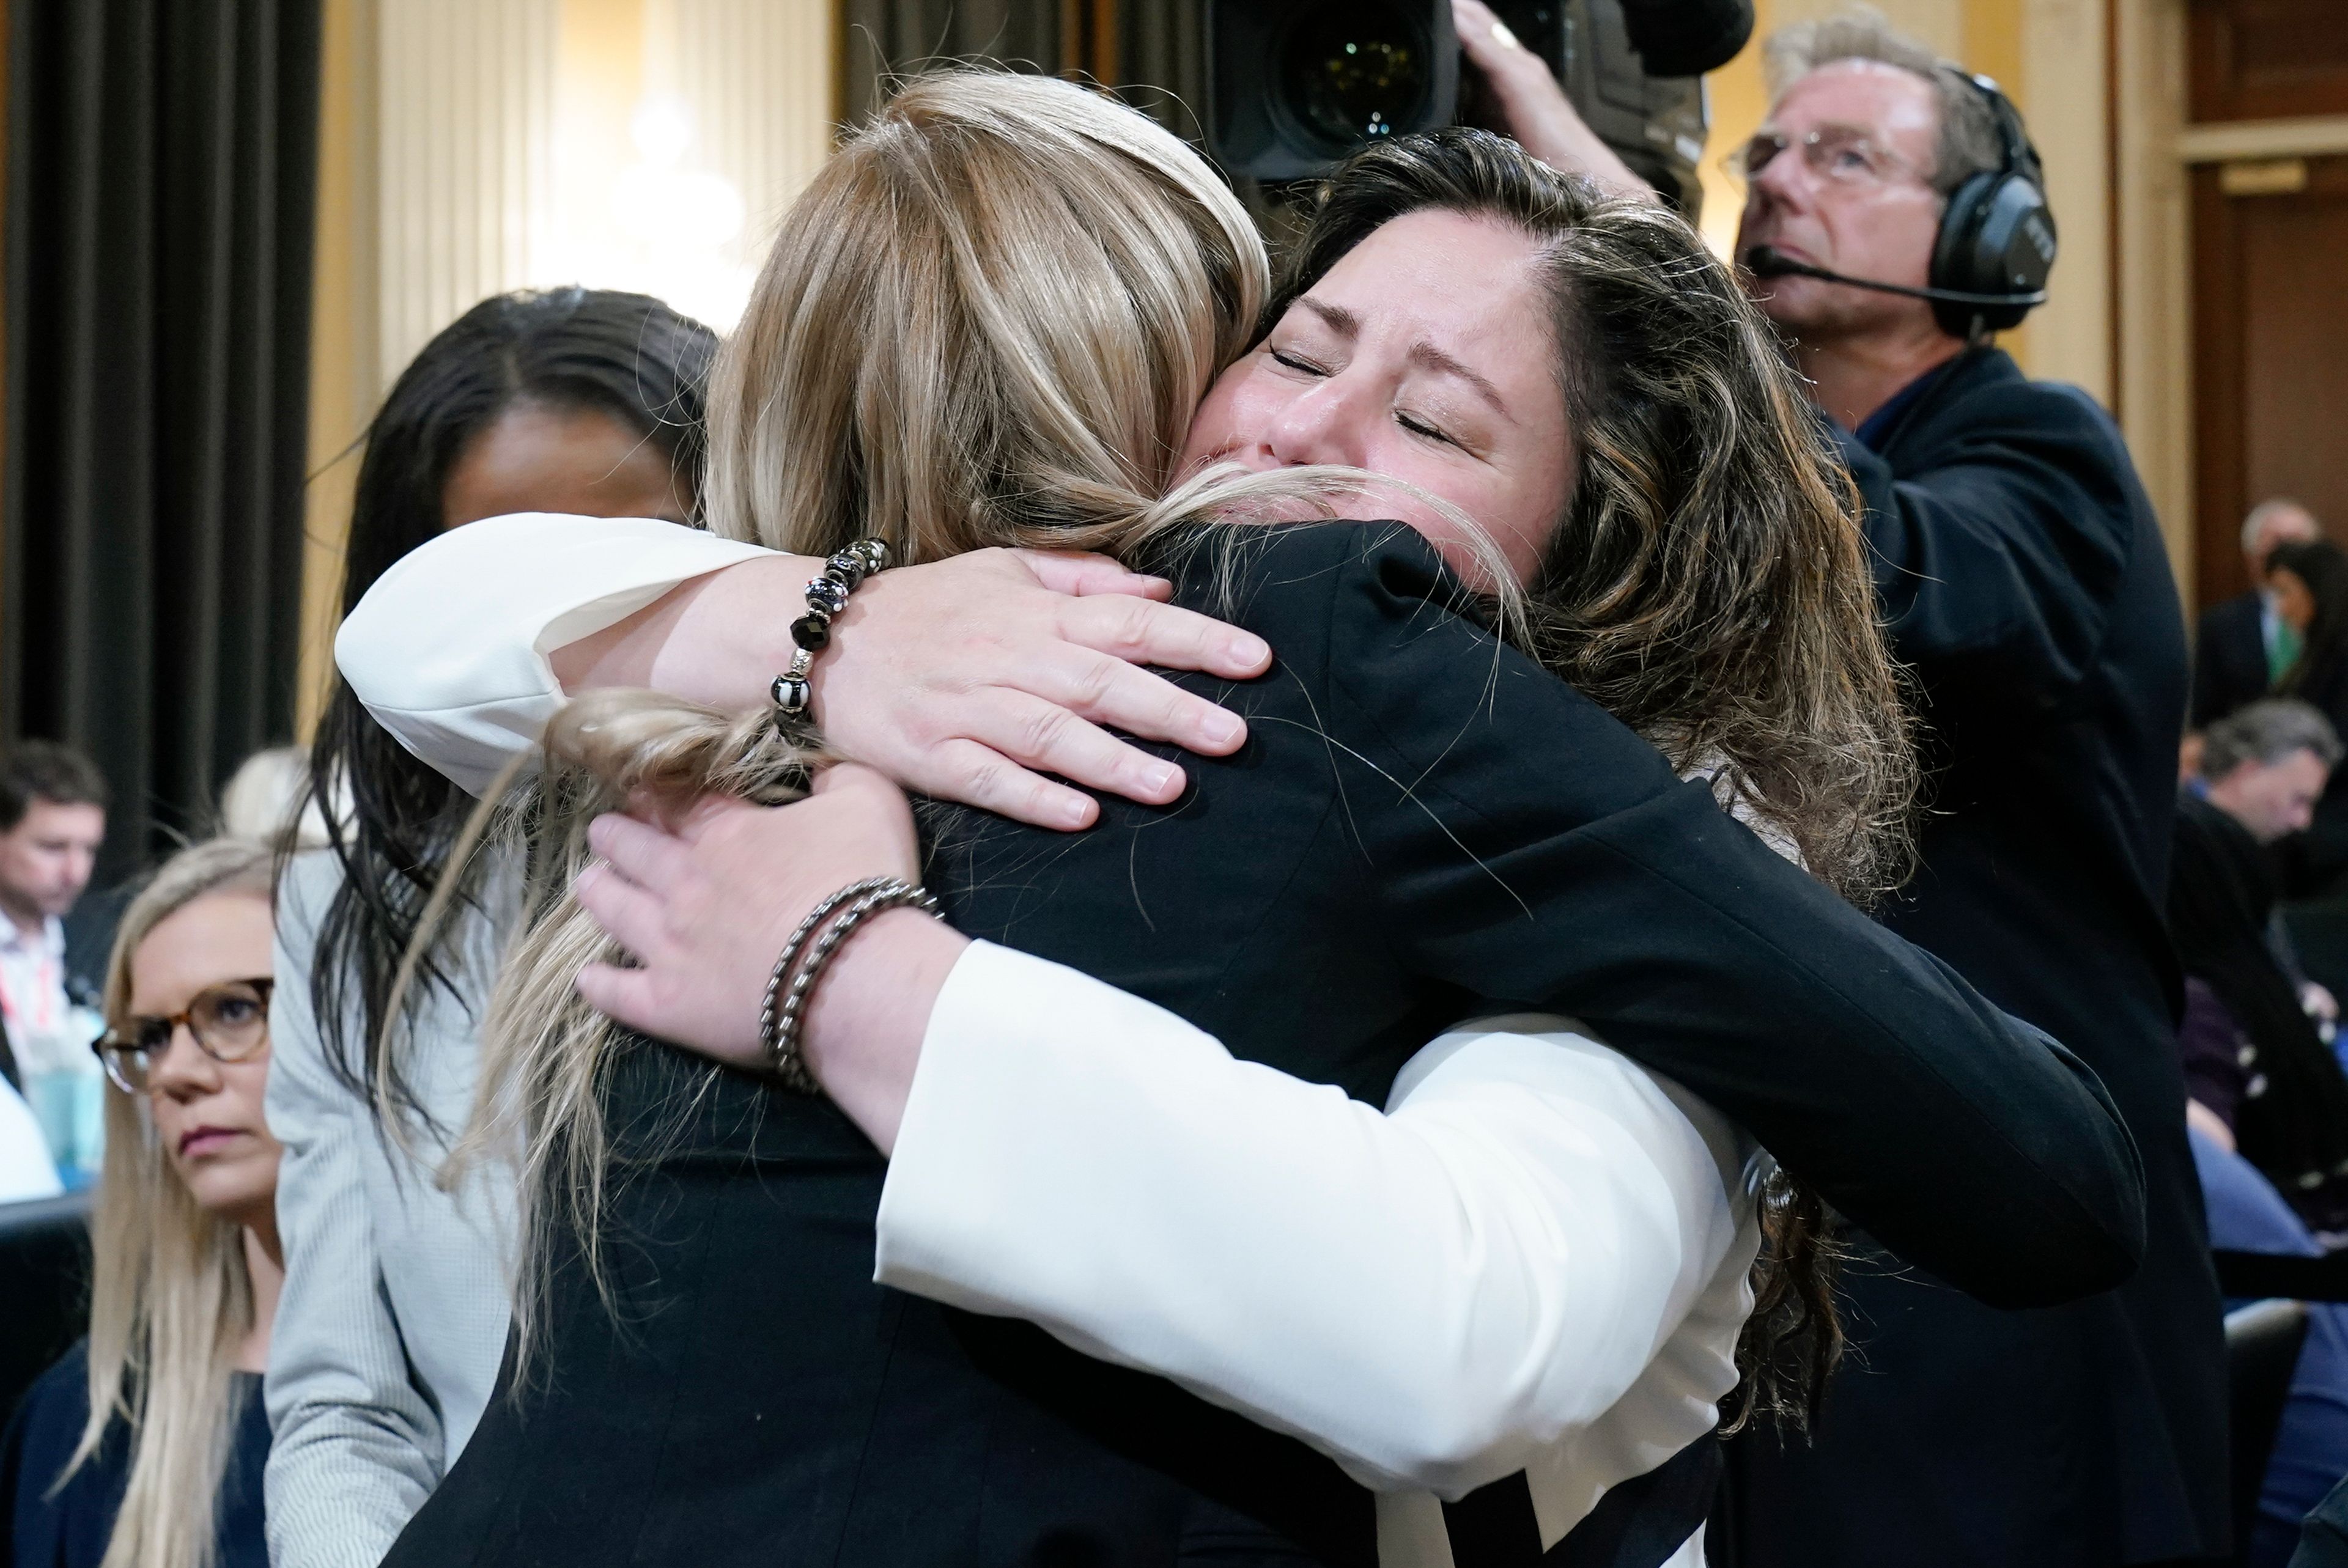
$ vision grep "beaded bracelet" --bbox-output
[760,875,943,1092]
[770,538,893,735]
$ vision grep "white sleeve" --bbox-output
[260,863,449,1568]
[333,511,777,797]
[873,941,1748,1501]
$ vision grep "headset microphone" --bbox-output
[1741,245,2048,311]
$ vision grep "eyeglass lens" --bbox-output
[102,981,272,1092]
[1736,128,1896,185]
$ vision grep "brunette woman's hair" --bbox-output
[302,287,717,1134]
[1277,129,1924,1425]
[1277,128,1914,907]
[76,837,277,1568]
[2272,538,2348,701]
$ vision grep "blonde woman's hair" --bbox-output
[427,70,1450,1363]
[73,836,276,1568]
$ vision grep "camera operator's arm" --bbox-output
[1455,0,1655,201]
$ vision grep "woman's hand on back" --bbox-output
[574,767,967,1151]
[819,550,1269,830]
[559,547,1271,832]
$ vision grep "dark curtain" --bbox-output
[841,0,1207,138]
[2,0,322,885]
[840,1,1065,125]
[1118,0,1208,141]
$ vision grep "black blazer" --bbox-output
[385,525,2143,1568]
[1722,348,2224,1568]
[2193,590,2270,729]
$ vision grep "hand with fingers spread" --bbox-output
[574,765,967,1151]
[557,543,1271,832]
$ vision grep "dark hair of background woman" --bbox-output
[303,287,718,1134]
[1278,129,1911,1427]
[2272,538,2348,704]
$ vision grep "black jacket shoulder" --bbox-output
[3,1341,124,1568]
[1836,348,2170,718]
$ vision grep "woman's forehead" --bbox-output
[128,893,273,1010]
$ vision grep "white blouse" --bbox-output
[334,513,1768,1566]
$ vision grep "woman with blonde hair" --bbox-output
[1,839,280,1568]
[358,73,2138,1567]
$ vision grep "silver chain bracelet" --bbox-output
[759,875,944,1092]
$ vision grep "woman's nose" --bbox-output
[1265,377,1372,469]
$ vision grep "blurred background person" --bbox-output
[2170,702,2348,1567]
[2196,498,2324,729]
[266,286,719,1568]
[2264,537,2348,899]
[216,748,333,851]
[2173,699,2348,1234]
[0,743,112,1188]
[0,837,281,1568]
[215,748,341,858]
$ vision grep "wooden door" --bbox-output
[2191,154,2348,605]
[2186,0,2348,606]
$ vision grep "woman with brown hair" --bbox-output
[349,75,2136,1567]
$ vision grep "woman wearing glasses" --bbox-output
[1,838,279,1568]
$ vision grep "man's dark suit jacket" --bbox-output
[2193,589,2270,729]
[1720,348,2228,1567]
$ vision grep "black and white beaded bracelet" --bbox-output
[769,538,893,734]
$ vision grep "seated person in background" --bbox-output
[2197,498,2323,729]
[2197,697,2343,1027]
[216,747,334,851]
[2174,698,2348,1235]
[2185,1109,2348,1568]
[0,743,110,1185]
[0,839,282,1568]
[2268,540,2348,894]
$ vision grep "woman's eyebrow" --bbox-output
[1301,296,1510,419]
[1407,340,1510,419]
[1295,297,1360,338]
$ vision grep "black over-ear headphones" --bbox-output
[1926,71,2058,336]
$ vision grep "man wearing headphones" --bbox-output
[1463,4,2224,1563]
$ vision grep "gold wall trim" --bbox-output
[2178,114,2348,164]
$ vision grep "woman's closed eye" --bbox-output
[1396,411,1459,448]
[1268,347,1327,377]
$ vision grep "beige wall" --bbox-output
[298,0,382,738]
[295,0,835,736]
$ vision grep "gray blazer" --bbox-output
[262,850,516,1568]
